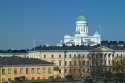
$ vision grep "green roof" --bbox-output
[77,15,86,21]
[95,31,100,35]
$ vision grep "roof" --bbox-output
[93,46,114,52]
[0,56,53,66]
[77,15,86,21]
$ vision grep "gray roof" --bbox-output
[0,56,53,66]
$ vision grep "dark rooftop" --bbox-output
[0,56,53,66]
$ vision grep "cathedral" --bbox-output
[63,15,101,46]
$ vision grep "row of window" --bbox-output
[42,53,125,59]
[64,68,90,73]
[65,61,88,66]
[2,76,47,82]
[43,54,88,59]
[64,67,118,74]
[1,67,51,75]
[58,60,119,66]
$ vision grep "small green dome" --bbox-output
[77,15,86,21]
[95,31,99,34]
[64,32,69,35]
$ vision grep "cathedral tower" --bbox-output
[76,15,88,36]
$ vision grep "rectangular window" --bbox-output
[69,54,71,58]
[83,69,85,73]
[64,54,67,58]
[59,54,61,58]
[48,67,51,74]
[69,61,72,66]
[83,54,85,58]
[2,69,5,75]
[51,55,54,58]
[64,69,67,73]
[78,54,81,58]
[79,61,81,66]
[74,61,76,66]
[44,54,46,58]
[37,68,40,74]
[74,54,76,58]
[20,68,23,74]
[26,68,29,74]
[65,61,67,66]
[31,68,35,74]
[14,68,17,74]
[8,68,11,74]
[59,60,61,66]
[108,54,111,58]
[42,67,46,74]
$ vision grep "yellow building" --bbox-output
[0,56,53,83]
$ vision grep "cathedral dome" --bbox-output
[77,15,86,21]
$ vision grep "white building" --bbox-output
[63,15,101,46]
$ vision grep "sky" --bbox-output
[0,0,125,49]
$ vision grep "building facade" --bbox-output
[0,56,53,83]
[26,46,125,78]
[63,15,101,46]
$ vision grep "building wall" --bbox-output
[0,65,53,83]
[27,51,92,78]
[27,51,65,78]
[26,50,125,78]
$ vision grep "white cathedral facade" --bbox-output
[63,15,101,46]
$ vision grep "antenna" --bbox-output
[99,25,102,37]
[79,9,87,17]
[32,40,36,51]
[80,10,84,15]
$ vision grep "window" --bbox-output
[51,54,54,58]
[83,69,85,73]
[64,69,67,73]
[65,61,67,66]
[78,54,81,58]
[79,61,81,66]
[78,69,81,73]
[83,54,85,58]
[74,54,76,58]
[112,54,114,58]
[14,68,17,74]
[48,67,51,74]
[69,61,72,66]
[74,61,76,66]
[59,60,61,66]
[37,77,40,80]
[20,68,23,74]
[108,60,111,65]
[26,68,29,74]
[42,67,46,74]
[2,69,5,75]
[108,54,111,58]
[121,54,123,57]
[32,77,35,80]
[117,54,119,58]
[44,54,46,58]
[59,54,61,58]
[64,54,67,58]
[69,54,71,58]
[82,61,85,65]
[74,69,76,73]
[37,68,40,74]
[31,68,35,74]
[8,68,11,74]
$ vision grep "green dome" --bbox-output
[64,32,69,35]
[77,15,86,21]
